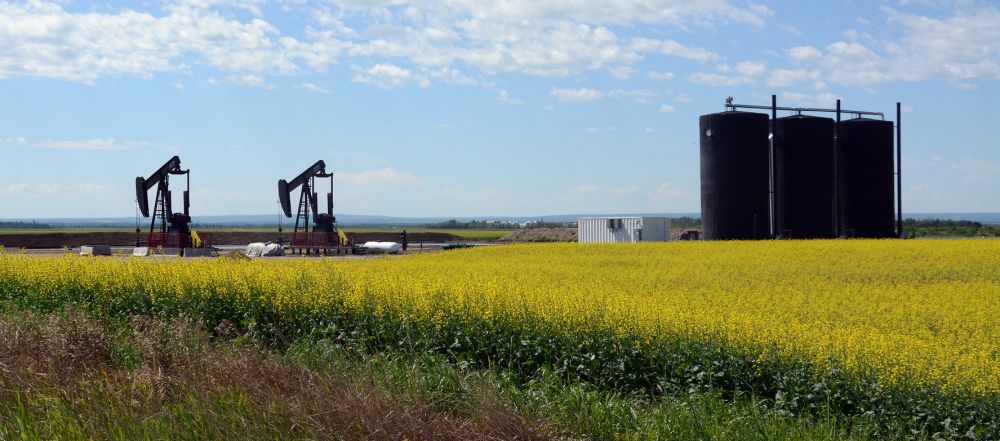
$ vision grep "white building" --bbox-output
[577,217,672,243]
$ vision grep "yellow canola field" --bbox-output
[1,239,998,394]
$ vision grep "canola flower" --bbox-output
[0,239,998,397]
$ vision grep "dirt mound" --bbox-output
[0,231,467,249]
[500,228,577,242]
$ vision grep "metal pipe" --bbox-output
[896,102,903,237]
[727,103,884,120]
[769,94,776,238]
[834,99,841,237]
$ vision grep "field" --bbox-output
[0,227,510,241]
[0,239,997,439]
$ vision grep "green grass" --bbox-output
[0,306,899,440]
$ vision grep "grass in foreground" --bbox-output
[0,309,895,440]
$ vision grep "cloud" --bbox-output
[734,60,767,76]
[583,126,617,133]
[949,159,1000,183]
[4,136,166,151]
[780,91,842,107]
[300,82,330,94]
[549,87,603,102]
[646,71,674,81]
[788,46,823,62]
[430,67,477,86]
[568,184,598,198]
[608,66,636,79]
[658,104,676,113]
[351,64,424,89]
[783,6,1000,87]
[767,68,820,87]
[0,0,772,85]
[337,168,423,186]
[653,181,696,202]
[687,72,755,87]
[497,89,524,105]
[607,88,656,103]
[0,181,122,199]
[0,1,300,84]
[228,74,269,87]
[630,37,720,62]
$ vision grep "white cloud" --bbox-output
[568,184,598,198]
[735,60,767,76]
[337,168,423,186]
[173,82,186,90]
[779,91,842,107]
[646,71,674,81]
[549,87,603,102]
[949,159,1000,183]
[607,88,656,103]
[0,1,301,84]
[0,0,770,99]
[0,181,122,199]
[7,136,166,151]
[583,126,617,133]
[658,104,676,113]
[608,66,637,79]
[497,89,524,105]
[688,72,754,87]
[653,181,696,202]
[788,46,823,62]
[631,37,720,62]
[351,64,421,89]
[430,67,477,86]
[300,82,330,94]
[767,68,820,87]
[665,90,692,103]
[783,6,1000,87]
[228,74,269,87]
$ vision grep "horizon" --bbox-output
[2,1,999,218]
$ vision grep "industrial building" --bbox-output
[578,217,671,243]
[699,96,902,240]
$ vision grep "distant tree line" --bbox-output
[670,217,701,229]
[903,218,998,237]
[426,217,704,230]
[0,220,52,229]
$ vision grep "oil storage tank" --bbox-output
[836,118,895,238]
[773,115,836,238]
[699,111,770,240]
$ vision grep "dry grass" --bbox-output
[0,309,549,441]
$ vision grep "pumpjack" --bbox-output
[135,156,202,250]
[279,160,349,253]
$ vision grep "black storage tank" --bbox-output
[836,118,895,238]
[699,111,770,240]
[773,115,836,238]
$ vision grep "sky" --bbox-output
[0,0,998,218]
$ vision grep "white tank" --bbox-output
[363,241,401,254]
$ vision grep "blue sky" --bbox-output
[0,0,997,218]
